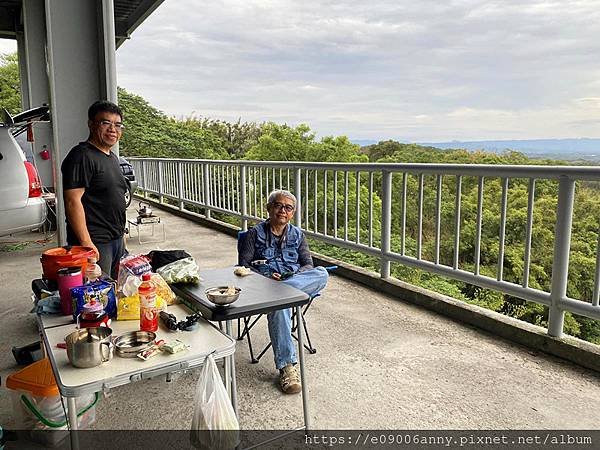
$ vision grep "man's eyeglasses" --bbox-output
[272,202,295,212]
[97,120,125,130]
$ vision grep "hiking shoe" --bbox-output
[279,363,301,394]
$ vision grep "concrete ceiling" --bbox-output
[0,0,164,47]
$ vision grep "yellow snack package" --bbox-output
[117,293,167,320]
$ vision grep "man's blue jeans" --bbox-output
[267,267,329,370]
[96,237,126,280]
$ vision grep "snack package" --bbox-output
[117,293,168,321]
[151,273,177,305]
[117,254,152,296]
[157,257,201,284]
[70,280,117,319]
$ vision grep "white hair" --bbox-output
[267,189,296,207]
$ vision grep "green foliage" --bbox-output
[245,122,367,163]
[117,87,229,159]
[0,52,21,115]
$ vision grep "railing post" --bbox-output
[294,168,302,228]
[177,161,184,211]
[548,176,576,337]
[380,170,392,278]
[240,166,248,231]
[203,163,211,219]
[158,160,164,204]
[141,159,147,199]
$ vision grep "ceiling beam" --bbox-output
[115,0,164,48]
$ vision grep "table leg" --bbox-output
[296,305,311,430]
[225,320,239,416]
[66,396,80,450]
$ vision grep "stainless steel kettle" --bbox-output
[137,202,153,217]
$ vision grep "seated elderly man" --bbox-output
[239,189,328,394]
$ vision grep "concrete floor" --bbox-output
[1,205,600,433]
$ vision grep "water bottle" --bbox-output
[139,273,158,332]
[85,257,102,284]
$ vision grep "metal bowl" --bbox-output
[113,330,156,358]
[205,286,241,306]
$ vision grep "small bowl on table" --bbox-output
[205,286,241,306]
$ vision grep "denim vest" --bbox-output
[254,221,302,276]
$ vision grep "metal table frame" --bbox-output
[126,217,166,244]
[37,303,235,450]
[171,267,313,431]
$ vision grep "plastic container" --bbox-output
[57,266,83,316]
[84,257,102,283]
[6,358,98,447]
[139,273,158,332]
[40,246,96,283]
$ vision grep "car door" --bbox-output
[0,126,28,211]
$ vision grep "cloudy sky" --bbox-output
[2,0,600,141]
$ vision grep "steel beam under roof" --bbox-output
[0,0,164,47]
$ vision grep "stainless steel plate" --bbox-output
[113,330,156,357]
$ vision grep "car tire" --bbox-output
[125,182,133,207]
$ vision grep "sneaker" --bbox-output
[279,363,302,394]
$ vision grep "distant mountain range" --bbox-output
[352,138,600,162]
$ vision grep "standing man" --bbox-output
[61,101,128,279]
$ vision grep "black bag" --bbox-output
[147,250,192,271]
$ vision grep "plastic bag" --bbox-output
[117,254,152,296]
[151,273,176,305]
[147,249,192,271]
[190,354,239,450]
[158,257,201,284]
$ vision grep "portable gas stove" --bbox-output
[127,202,166,244]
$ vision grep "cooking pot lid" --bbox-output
[42,246,95,258]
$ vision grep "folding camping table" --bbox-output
[37,303,235,450]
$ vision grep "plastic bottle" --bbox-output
[139,273,158,332]
[84,257,102,284]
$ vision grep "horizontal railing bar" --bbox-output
[385,251,553,307]
[559,298,600,321]
[129,157,600,180]
[268,227,554,307]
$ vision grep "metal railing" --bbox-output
[130,157,600,338]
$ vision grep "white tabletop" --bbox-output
[38,312,75,329]
[41,304,235,397]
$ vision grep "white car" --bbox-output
[0,110,47,237]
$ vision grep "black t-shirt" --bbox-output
[61,141,127,244]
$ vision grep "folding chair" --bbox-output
[236,230,336,363]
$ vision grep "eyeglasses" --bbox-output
[97,120,125,130]
[272,202,295,212]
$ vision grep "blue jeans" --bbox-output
[268,267,329,369]
[96,237,126,280]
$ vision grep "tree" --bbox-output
[117,87,228,159]
[0,52,21,115]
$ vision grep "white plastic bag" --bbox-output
[158,257,201,284]
[190,354,239,450]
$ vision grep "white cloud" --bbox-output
[113,0,600,141]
